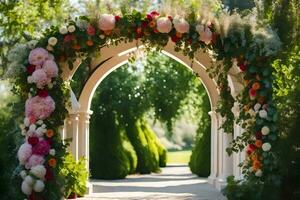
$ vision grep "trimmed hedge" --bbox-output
[125,120,161,174]
[122,132,138,174]
[90,112,132,179]
[189,92,211,177]
[141,122,167,167]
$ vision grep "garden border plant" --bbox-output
[7,6,281,199]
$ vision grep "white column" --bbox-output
[78,110,93,171]
[208,108,219,185]
[65,113,79,161]
[215,115,233,191]
[233,123,245,180]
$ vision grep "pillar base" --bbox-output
[86,181,93,194]
[208,175,216,185]
[215,177,227,191]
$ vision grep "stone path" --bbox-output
[82,164,226,200]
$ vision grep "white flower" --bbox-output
[248,109,256,117]
[249,167,254,172]
[156,17,172,33]
[255,169,263,177]
[262,143,271,151]
[46,45,53,51]
[59,26,68,34]
[24,118,30,127]
[254,103,261,112]
[68,25,76,33]
[36,127,45,137]
[49,149,56,156]
[24,175,35,186]
[29,124,36,132]
[33,180,45,192]
[259,110,268,119]
[99,34,105,39]
[48,82,54,89]
[20,170,27,179]
[30,165,46,179]
[196,24,204,34]
[261,126,270,135]
[48,37,58,46]
[27,40,38,49]
[27,76,33,83]
[41,124,47,129]
[21,130,26,136]
[37,120,43,125]
[173,16,189,33]
[21,180,32,195]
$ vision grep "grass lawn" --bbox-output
[167,150,192,164]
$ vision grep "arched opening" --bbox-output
[63,40,244,192]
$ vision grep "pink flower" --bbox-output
[156,17,172,33]
[18,143,32,165]
[199,27,213,45]
[42,60,58,78]
[87,25,96,36]
[28,48,49,66]
[25,155,45,169]
[32,140,50,155]
[31,69,50,89]
[173,17,189,33]
[98,14,116,31]
[25,96,55,120]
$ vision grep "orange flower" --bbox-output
[244,79,250,85]
[86,40,94,46]
[253,160,262,170]
[73,44,81,50]
[136,27,142,34]
[243,103,251,111]
[252,82,261,90]
[46,129,54,138]
[149,21,156,28]
[251,154,257,161]
[176,31,183,38]
[48,158,57,168]
[255,140,262,148]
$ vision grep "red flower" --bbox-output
[171,35,179,43]
[146,14,153,21]
[246,143,256,154]
[141,21,148,28]
[46,138,53,145]
[249,88,257,97]
[135,32,143,39]
[115,15,121,22]
[150,11,159,17]
[32,140,50,155]
[255,131,263,140]
[28,136,39,146]
[86,25,96,36]
[168,16,173,21]
[45,167,54,181]
[27,64,36,74]
[64,34,75,42]
[238,63,247,71]
[153,28,159,33]
[37,89,49,98]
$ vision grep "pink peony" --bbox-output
[173,17,189,33]
[156,17,172,33]
[25,96,55,120]
[31,69,50,89]
[32,140,50,155]
[42,60,58,78]
[199,27,213,45]
[28,48,49,66]
[18,143,32,165]
[98,14,116,31]
[25,155,45,169]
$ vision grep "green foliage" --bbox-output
[125,120,160,174]
[122,134,138,174]
[90,110,132,179]
[189,90,211,177]
[60,153,89,198]
[140,122,167,168]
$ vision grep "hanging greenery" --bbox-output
[6,4,281,199]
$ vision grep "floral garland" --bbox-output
[10,9,281,199]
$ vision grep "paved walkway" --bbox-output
[83,164,226,200]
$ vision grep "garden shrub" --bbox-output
[141,122,167,167]
[60,153,89,198]
[90,112,131,179]
[122,132,138,174]
[125,120,160,174]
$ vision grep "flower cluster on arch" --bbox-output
[11,9,281,199]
